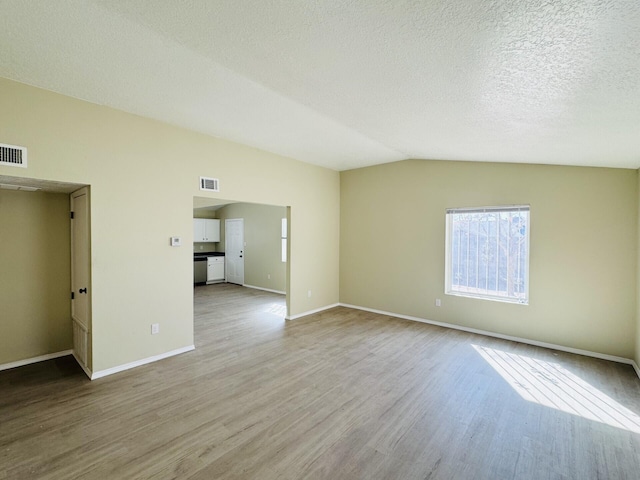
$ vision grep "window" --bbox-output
[445,206,529,304]
[281,218,287,262]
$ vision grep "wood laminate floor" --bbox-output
[1,284,640,479]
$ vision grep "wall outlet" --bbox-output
[199,245,203,250]
[151,323,160,335]
[267,274,271,280]
[435,299,441,307]
[307,290,312,298]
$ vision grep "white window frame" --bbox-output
[445,205,530,305]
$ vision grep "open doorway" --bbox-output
[192,196,290,342]
[0,175,90,376]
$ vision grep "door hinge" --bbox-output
[70,211,74,219]
[71,292,75,300]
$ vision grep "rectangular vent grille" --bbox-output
[0,143,27,168]
[200,176,220,192]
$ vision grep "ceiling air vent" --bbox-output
[199,176,219,192]
[0,143,27,168]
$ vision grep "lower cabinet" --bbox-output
[207,256,225,283]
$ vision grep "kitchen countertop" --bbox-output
[194,251,225,258]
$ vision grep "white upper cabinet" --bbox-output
[206,219,221,242]
[193,218,203,242]
[193,219,220,242]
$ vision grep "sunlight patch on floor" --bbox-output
[473,345,640,434]
[265,303,287,318]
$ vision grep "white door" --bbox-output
[71,187,91,370]
[225,218,244,285]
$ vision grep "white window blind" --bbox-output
[445,205,529,304]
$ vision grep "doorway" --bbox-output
[0,175,90,376]
[192,197,290,339]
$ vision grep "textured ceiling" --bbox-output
[1,0,639,170]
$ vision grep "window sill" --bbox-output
[445,291,528,306]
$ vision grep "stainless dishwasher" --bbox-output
[194,257,207,285]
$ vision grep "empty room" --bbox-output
[1,1,639,479]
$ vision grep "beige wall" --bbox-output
[0,189,71,364]
[637,170,640,366]
[341,160,637,359]
[0,78,340,373]
[193,241,218,253]
[216,203,287,292]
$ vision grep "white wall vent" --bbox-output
[199,176,220,192]
[0,143,27,168]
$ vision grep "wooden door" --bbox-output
[71,187,91,371]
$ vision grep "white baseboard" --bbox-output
[286,303,340,321]
[91,345,195,380]
[632,360,640,380]
[0,350,73,372]
[243,284,286,295]
[340,303,637,368]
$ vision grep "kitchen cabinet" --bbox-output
[193,219,220,242]
[207,256,225,283]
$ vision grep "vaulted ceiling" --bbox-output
[1,1,639,170]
